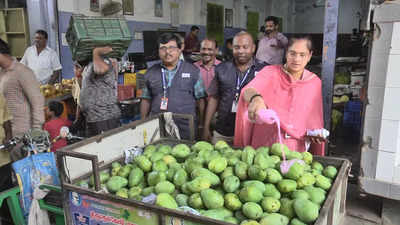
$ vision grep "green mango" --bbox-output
[259,213,289,225]
[261,197,281,213]
[290,218,307,225]
[233,150,243,159]
[189,193,204,209]
[158,145,172,154]
[223,175,241,193]
[240,220,261,225]
[291,190,309,200]
[168,162,182,170]
[106,176,128,193]
[315,174,332,190]
[111,167,120,176]
[254,152,275,169]
[297,173,316,188]
[224,193,242,211]
[281,162,305,180]
[208,157,228,174]
[311,161,324,171]
[155,181,175,194]
[279,198,295,219]
[304,186,326,205]
[239,186,263,203]
[162,155,177,166]
[302,152,313,164]
[227,156,240,167]
[141,186,154,196]
[263,184,281,199]
[198,149,212,163]
[235,211,247,223]
[89,171,110,186]
[242,180,266,193]
[224,216,239,224]
[270,155,281,165]
[221,166,234,181]
[277,179,297,193]
[128,186,142,199]
[187,177,211,193]
[192,141,214,152]
[135,155,152,172]
[235,161,248,180]
[256,146,270,156]
[116,188,128,198]
[150,151,165,163]
[117,165,131,178]
[242,202,263,220]
[184,158,203,174]
[147,171,166,186]
[293,199,319,223]
[112,162,122,168]
[171,144,191,159]
[191,168,221,186]
[286,151,303,160]
[175,194,189,207]
[201,188,224,209]
[311,169,322,176]
[156,193,178,209]
[173,169,188,187]
[215,140,229,151]
[165,167,176,181]
[323,166,338,179]
[128,167,144,187]
[304,164,312,172]
[241,146,256,165]
[270,143,291,159]
[265,168,283,184]
[248,165,267,181]
[152,160,168,172]
[181,183,192,195]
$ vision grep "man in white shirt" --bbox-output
[20,30,62,84]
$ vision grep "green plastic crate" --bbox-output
[66,15,133,62]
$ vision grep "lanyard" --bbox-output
[161,68,168,98]
[235,68,251,101]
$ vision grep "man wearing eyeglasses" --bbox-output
[140,33,206,140]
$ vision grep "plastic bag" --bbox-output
[12,152,60,219]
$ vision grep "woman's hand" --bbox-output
[248,96,266,121]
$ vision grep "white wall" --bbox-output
[294,0,362,33]
[57,0,268,29]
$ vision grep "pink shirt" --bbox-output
[194,59,221,93]
[234,65,325,156]
[256,33,288,65]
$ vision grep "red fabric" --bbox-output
[118,85,135,101]
[234,65,325,155]
[43,118,72,152]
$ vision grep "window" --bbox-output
[207,3,224,47]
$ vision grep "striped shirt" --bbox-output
[0,60,45,136]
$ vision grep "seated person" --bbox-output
[43,101,72,152]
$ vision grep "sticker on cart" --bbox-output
[68,191,159,225]
[70,192,82,206]
[73,212,90,225]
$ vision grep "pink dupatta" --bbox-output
[234,65,325,155]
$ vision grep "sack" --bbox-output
[12,152,60,219]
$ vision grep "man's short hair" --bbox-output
[233,31,254,45]
[201,37,218,48]
[265,16,279,26]
[36,29,48,39]
[0,38,10,55]
[191,26,200,32]
[158,33,182,49]
[48,101,64,117]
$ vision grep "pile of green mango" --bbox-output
[77,141,339,225]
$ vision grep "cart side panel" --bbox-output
[64,118,161,180]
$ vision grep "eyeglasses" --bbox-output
[159,46,179,52]
[287,51,309,59]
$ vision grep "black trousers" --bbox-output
[87,118,121,137]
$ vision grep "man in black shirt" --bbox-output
[203,31,267,144]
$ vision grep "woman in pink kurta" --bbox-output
[234,36,325,155]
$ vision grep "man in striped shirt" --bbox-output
[0,39,45,161]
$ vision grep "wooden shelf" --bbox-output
[5,31,25,34]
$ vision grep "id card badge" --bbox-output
[231,101,238,113]
[160,97,168,110]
